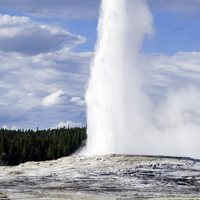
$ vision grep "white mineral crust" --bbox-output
[0,154,200,199]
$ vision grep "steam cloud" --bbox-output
[85,0,200,158]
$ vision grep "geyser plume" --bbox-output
[85,0,200,158]
[86,0,153,155]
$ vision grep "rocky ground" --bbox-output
[0,154,200,199]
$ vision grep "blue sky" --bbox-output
[0,0,200,130]
[142,11,200,55]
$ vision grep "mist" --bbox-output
[85,0,200,158]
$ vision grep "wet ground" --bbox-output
[0,154,200,199]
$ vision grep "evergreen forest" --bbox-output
[0,126,87,165]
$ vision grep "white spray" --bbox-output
[85,0,200,158]
[85,0,153,155]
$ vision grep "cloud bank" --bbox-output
[0,13,92,129]
[1,0,199,20]
[0,0,100,20]
[140,51,200,97]
[0,14,86,55]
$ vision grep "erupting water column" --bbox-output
[86,0,153,155]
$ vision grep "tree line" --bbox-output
[0,126,87,165]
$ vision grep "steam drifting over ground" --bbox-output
[85,0,200,158]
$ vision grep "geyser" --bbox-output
[85,0,153,155]
[85,0,200,158]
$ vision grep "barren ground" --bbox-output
[1,154,200,199]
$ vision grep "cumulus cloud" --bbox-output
[2,125,8,130]
[10,125,20,130]
[0,43,92,106]
[55,121,84,128]
[0,14,86,55]
[2,124,20,130]
[0,42,91,129]
[42,90,67,106]
[71,97,85,105]
[0,0,100,20]
[0,1,95,130]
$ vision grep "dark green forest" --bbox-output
[0,126,87,165]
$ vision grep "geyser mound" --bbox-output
[2,154,200,199]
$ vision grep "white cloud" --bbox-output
[42,90,67,106]
[0,2,94,130]
[28,93,35,97]
[0,0,100,20]
[0,14,86,55]
[0,44,91,129]
[140,51,200,99]
[55,121,84,128]
[1,125,20,130]
[0,100,7,106]
[11,125,20,130]
[2,125,8,130]
[0,43,92,109]
[71,97,85,105]
[17,93,40,109]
